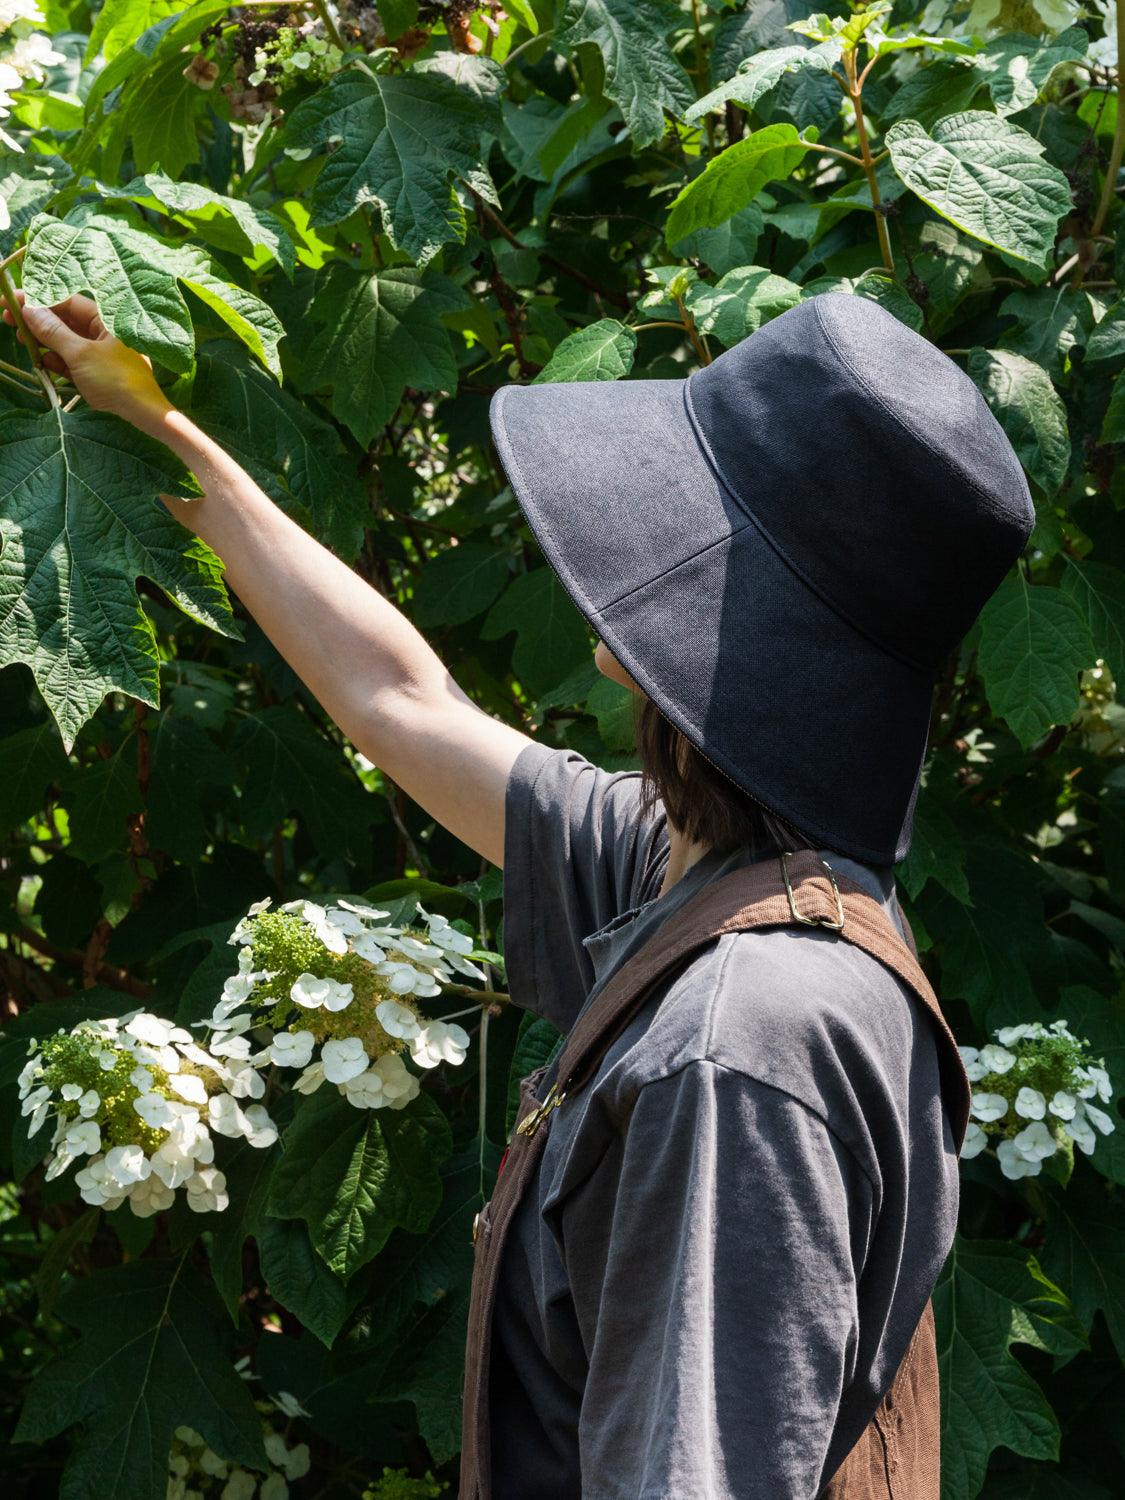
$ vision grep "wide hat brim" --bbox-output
[490,373,935,866]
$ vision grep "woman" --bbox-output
[11,290,1032,1496]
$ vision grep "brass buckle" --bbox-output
[514,1081,567,1138]
[780,852,845,931]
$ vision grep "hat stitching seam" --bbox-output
[681,376,936,676]
[492,384,920,866]
[596,521,756,614]
[811,293,1032,526]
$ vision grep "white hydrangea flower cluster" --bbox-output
[169,1407,310,1500]
[0,0,64,136]
[210,896,480,1113]
[17,1009,278,1218]
[958,1019,1117,1180]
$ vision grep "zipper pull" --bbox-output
[514,1081,567,1138]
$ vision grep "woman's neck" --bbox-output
[659,822,713,897]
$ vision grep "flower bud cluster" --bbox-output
[209,896,478,1112]
[18,1009,278,1217]
[246,20,342,89]
[958,1018,1116,1179]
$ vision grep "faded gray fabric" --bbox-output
[488,740,960,1499]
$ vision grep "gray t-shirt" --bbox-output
[488,742,960,1499]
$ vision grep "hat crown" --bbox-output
[685,294,1034,671]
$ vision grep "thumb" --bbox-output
[21,303,85,363]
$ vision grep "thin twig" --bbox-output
[310,0,344,50]
[1089,0,1125,240]
[0,355,40,386]
[0,244,26,274]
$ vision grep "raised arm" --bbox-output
[13,294,534,869]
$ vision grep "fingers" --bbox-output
[18,302,88,364]
[46,294,103,339]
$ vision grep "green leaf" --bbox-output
[63,740,143,863]
[684,44,836,123]
[974,28,1089,118]
[376,0,419,42]
[1041,1169,1125,1363]
[923,839,1044,1024]
[0,152,71,256]
[1086,298,1125,365]
[885,111,1073,265]
[411,542,512,629]
[0,721,69,831]
[24,210,283,377]
[303,266,468,449]
[282,59,504,262]
[665,123,811,244]
[230,705,378,861]
[15,1255,267,1500]
[1061,559,1125,686]
[35,1208,98,1318]
[978,575,1093,747]
[505,1015,564,1137]
[968,348,1070,497]
[684,265,802,346]
[0,406,238,752]
[997,287,1095,377]
[533,318,637,382]
[935,1234,1078,1498]
[585,673,636,751]
[99,170,296,275]
[268,1087,452,1280]
[481,567,593,697]
[257,1217,350,1348]
[181,343,369,563]
[881,56,986,128]
[898,796,969,904]
[668,205,764,274]
[557,0,694,149]
[146,713,232,862]
[207,1136,279,1320]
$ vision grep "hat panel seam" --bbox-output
[810,294,1032,529]
[681,377,937,676]
[596,520,755,614]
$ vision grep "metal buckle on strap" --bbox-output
[514,1081,567,1138]
[780,852,845,931]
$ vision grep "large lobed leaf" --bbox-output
[556,0,694,148]
[302,265,469,448]
[282,58,504,263]
[935,1235,1085,1499]
[0,404,240,751]
[23,210,285,377]
[15,1254,267,1500]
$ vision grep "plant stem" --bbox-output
[1089,0,1125,239]
[0,262,41,370]
[845,47,894,274]
[310,0,344,51]
[504,28,553,69]
[810,140,867,168]
[0,356,40,386]
[675,294,712,365]
[0,366,36,396]
[0,244,26,274]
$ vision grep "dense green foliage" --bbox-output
[0,0,1122,1495]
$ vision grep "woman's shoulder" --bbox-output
[606,922,945,1178]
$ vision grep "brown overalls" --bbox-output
[461,850,972,1498]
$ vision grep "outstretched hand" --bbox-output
[3,290,173,428]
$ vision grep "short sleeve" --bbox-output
[559,1059,874,1500]
[502,741,668,1034]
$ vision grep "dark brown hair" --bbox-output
[633,693,814,856]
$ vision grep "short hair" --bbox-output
[633,693,815,857]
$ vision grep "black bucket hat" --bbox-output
[489,293,1034,866]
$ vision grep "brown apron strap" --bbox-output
[459,849,970,1500]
